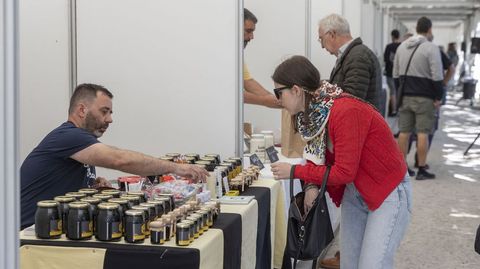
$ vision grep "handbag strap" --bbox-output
[397,43,421,109]
[403,43,421,77]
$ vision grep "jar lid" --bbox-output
[69,201,89,209]
[98,202,120,210]
[80,197,102,204]
[176,222,190,229]
[147,200,163,205]
[153,197,169,202]
[37,200,58,207]
[65,192,87,198]
[131,206,148,212]
[54,196,76,203]
[159,157,174,161]
[158,193,174,197]
[165,153,181,157]
[195,161,211,165]
[185,153,199,157]
[120,195,141,201]
[125,209,144,216]
[102,189,121,195]
[92,194,113,199]
[139,202,155,208]
[78,188,99,194]
[108,198,128,205]
[127,191,144,196]
[180,220,194,225]
[204,154,220,157]
[149,220,164,228]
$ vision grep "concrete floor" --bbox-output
[320,91,480,268]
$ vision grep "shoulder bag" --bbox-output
[284,166,334,269]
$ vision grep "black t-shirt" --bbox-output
[440,49,452,71]
[20,121,99,229]
[384,42,401,77]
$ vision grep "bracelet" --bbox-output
[289,165,296,180]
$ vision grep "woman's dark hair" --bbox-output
[271,55,321,130]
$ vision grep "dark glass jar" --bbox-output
[200,157,216,165]
[124,210,146,243]
[78,188,98,196]
[66,201,92,240]
[127,191,147,203]
[139,202,156,222]
[199,208,212,229]
[101,189,121,198]
[154,197,171,214]
[218,162,234,180]
[186,215,200,238]
[80,197,102,235]
[120,194,141,209]
[54,196,75,234]
[95,202,122,241]
[157,193,175,210]
[131,206,150,237]
[175,222,191,246]
[149,220,165,245]
[161,214,173,241]
[35,200,62,239]
[185,153,200,161]
[108,198,128,234]
[180,220,195,243]
[195,160,216,172]
[204,154,221,164]
[92,193,113,202]
[147,200,165,219]
[65,192,87,200]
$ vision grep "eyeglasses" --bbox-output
[273,86,290,99]
[317,30,332,43]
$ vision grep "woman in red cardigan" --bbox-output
[270,56,411,269]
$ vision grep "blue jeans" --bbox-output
[340,174,411,269]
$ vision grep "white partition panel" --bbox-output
[19,0,70,161]
[343,0,362,38]
[76,0,240,178]
[310,0,342,80]
[243,0,307,141]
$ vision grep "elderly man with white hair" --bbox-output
[316,13,383,269]
[317,13,382,110]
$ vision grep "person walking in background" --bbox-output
[270,56,411,269]
[384,29,401,116]
[393,16,443,180]
[243,8,281,108]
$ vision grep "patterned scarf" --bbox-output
[296,81,343,165]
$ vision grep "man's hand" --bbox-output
[271,162,292,180]
[94,177,112,188]
[173,164,209,183]
[434,99,442,109]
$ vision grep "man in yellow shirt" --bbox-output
[243,9,281,108]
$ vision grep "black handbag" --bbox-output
[283,166,334,269]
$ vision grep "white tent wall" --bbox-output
[75,0,241,179]
[19,0,71,162]
[243,0,307,142]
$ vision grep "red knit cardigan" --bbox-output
[293,97,407,210]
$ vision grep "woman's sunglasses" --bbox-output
[273,86,290,99]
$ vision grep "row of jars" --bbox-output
[35,188,221,245]
[159,153,243,175]
[36,191,173,241]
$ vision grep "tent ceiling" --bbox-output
[382,0,479,24]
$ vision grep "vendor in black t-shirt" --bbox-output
[20,84,209,229]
